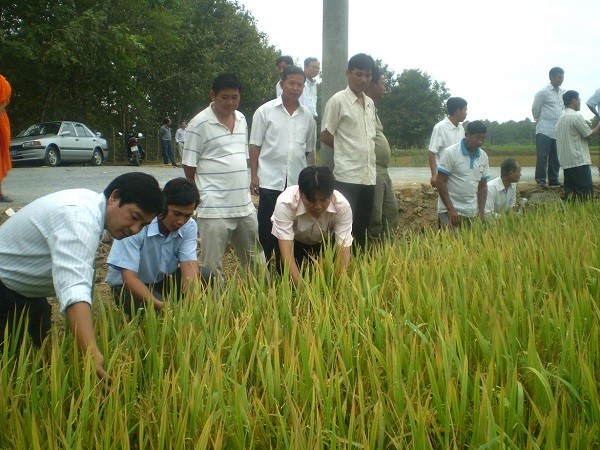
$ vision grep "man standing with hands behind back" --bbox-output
[320,53,377,249]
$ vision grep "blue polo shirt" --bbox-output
[105,217,197,286]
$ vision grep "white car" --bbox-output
[10,121,109,167]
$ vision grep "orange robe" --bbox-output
[0,74,12,181]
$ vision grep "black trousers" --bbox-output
[0,279,52,348]
[274,240,324,275]
[257,187,282,262]
[334,181,376,249]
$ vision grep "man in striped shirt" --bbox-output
[0,172,164,380]
[556,90,600,201]
[183,73,266,276]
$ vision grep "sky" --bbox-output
[235,0,600,123]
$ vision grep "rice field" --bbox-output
[1,201,599,448]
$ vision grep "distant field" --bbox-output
[388,144,600,167]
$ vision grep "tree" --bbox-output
[377,68,449,148]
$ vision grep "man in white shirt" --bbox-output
[586,87,600,119]
[485,158,521,219]
[250,65,316,261]
[436,120,490,227]
[0,172,164,379]
[532,67,565,187]
[299,57,320,118]
[175,121,187,162]
[321,53,377,248]
[106,178,213,318]
[556,90,600,200]
[428,97,467,188]
[183,73,266,276]
[271,166,352,285]
[275,55,294,98]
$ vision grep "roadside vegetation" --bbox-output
[2,201,599,448]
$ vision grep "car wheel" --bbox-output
[44,146,60,167]
[91,148,104,166]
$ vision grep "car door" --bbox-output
[73,123,96,161]
[57,122,79,161]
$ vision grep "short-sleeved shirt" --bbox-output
[183,105,254,219]
[0,189,105,313]
[532,84,564,138]
[428,117,465,164]
[586,88,600,111]
[271,185,353,247]
[321,86,376,185]
[105,216,197,286]
[159,124,172,141]
[299,77,318,117]
[437,140,490,217]
[556,108,593,169]
[249,97,316,191]
[484,176,516,218]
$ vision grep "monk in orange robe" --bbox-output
[0,74,13,202]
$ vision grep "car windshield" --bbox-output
[18,122,61,137]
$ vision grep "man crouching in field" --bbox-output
[436,120,490,228]
[0,172,164,380]
[106,177,213,318]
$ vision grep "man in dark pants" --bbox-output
[0,172,164,379]
[250,65,316,261]
[321,53,377,249]
[532,67,565,187]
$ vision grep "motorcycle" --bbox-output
[118,131,146,166]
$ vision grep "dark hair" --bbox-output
[563,90,579,107]
[304,57,318,68]
[276,55,294,67]
[347,53,374,72]
[446,97,467,115]
[298,166,335,202]
[370,65,382,85]
[162,117,171,125]
[103,172,164,214]
[163,177,199,208]
[466,120,487,135]
[500,158,519,177]
[211,72,243,94]
[281,65,306,81]
[549,67,564,78]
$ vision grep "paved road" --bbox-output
[3,164,599,205]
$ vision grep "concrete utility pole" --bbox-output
[321,0,349,169]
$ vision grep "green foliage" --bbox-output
[377,68,449,148]
[481,118,536,146]
[0,0,280,159]
[2,202,600,447]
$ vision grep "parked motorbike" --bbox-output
[118,131,146,166]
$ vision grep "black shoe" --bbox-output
[549,181,561,187]
[537,182,547,188]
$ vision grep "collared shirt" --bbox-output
[159,124,172,141]
[437,140,490,217]
[373,112,392,175]
[183,104,255,219]
[175,127,186,144]
[556,108,593,169]
[105,216,197,286]
[321,86,376,185]
[0,190,105,313]
[532,83,565,138]
[299,77,318,117]
[586,88,600,111]
[276,82,282,98]
[484,176,516,218]
[428,117,465,164]
[271,185,353,247]
[249,97,316,191]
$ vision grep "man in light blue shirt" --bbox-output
[106,177,212,317]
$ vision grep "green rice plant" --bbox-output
[1,202,599,448]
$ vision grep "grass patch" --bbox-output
[1,201,599,447]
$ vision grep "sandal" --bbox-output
[0,196,13,203]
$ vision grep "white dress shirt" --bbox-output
[249,97,316,191]
[556,108,593,169]
[484,176,516,218]
[428,117,465,164]
[299,77,318,117]
[0,190,105,313]
[532,84,565,138]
